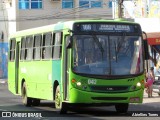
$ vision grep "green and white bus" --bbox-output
[8,19,147,113]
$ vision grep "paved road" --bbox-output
[0,82,160,120]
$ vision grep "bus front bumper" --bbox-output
[68,87,144,104]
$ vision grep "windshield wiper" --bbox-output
[114,41,118,62]
[92,34,104,59]
[116,33,126,56]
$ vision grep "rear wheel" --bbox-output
[21,82,32,107]
[32,99,40,106]
[115,103,129,113]
[55,85,67,114]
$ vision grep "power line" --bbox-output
[0,1,112,21]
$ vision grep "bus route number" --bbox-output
[88,79,97,85]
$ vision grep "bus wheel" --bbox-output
[22,82,32,107]
[32,99,40,106]
[115,103,129,113]
[55,85,67,114]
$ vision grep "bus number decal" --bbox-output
[88,79,97,85]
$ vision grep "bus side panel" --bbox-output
[8,62,16,95]
[19,61,53,100]
[19,62,36,98]
[35,61,52,100]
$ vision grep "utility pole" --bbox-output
[118,0,124,18]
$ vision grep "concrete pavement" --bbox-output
[0,79,7,84]
[143,89,160,103]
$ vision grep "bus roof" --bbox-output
[9,19,139,39]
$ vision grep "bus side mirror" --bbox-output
[66,35,72,49]
[143,39,149,60]
[143,31,149,60]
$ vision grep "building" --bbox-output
[2,0,160,79]
[12,0,113,31]
[0,0,10,79]
[0,0,113,78]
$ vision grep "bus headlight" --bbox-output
[136,82,141,87]
[76,82,82,86]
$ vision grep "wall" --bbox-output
[0,42,8,78]
[0,1,11,79]
[16,0,113,30]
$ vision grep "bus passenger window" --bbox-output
[25,36,33,60]
[42,33,52,60]
[9,38,16,61]
[51,33,55,58]
[42,49,45,59]
[20,37,26,60]
[33,35,42,60]
[53,32,62,59]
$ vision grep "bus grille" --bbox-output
[92,97,128,101]
[90,86,129,93]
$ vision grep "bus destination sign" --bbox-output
[98,24,130,31]
[74,23,139,33]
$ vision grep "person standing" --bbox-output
[146,67,155,97]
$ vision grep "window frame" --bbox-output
[25,35,34,61]
[79,0,103,8]
[62,0,74,9]
[9,38,16,61]
[20,37,26,61]
[19,0,43,10]
[53,32,63,59]
[33,34,42,61]
[42,32,53,60]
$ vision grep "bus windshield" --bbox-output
[72,35,143,76]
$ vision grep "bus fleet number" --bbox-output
[88,79,97,85]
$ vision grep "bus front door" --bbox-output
[15,42,20,94]
[63,35,71,101]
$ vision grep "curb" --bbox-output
[0,79,7,84]
[0,81,6,84]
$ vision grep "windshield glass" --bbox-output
[72,35,143,76]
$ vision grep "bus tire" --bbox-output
[22,82,32,107]
[115,103,129,113]
[32,99,40,106]
[55,85,67,114]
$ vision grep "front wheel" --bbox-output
[115,103,129,113]
[55,85,67,114]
